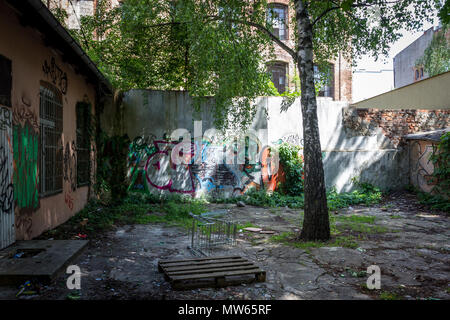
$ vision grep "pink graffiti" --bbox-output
[144,141,196,194]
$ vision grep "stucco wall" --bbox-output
[0,1,96,240]
[106,90,415,197]
[352,71,450,109]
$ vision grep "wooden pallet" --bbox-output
[158,256,266,290]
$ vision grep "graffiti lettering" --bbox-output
[65,191,74,211]
[42,57,68,95]
[0,107,11,131]
[64,141,77,191]
[127,131,283,197]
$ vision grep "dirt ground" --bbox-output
[1,192,449,300]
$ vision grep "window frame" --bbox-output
[76,101,91,188]
[267,3,289,41]
[268,61,288,94]
[39,81,63,197]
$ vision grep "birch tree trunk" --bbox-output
[294,0,330,241]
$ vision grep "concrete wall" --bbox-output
[0,1,97,240]
[104,89,419,197]
[352,69,394,103]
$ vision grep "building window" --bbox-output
[39,82,63,196]
[76,101,91,187]
[268,62,287,94]
[0,54,12,107]
[314,64,334,99]
[267,4,288,40]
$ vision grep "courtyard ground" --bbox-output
[0,192,448,300]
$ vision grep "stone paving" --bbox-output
[0,193,448,300]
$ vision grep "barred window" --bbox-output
[76,101,91,187]
[39,82,63,196]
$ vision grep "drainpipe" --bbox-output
[339,52,341,101]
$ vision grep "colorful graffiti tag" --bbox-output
[13,114,39,212]
[127,134,281,197]
[0,107,13,214]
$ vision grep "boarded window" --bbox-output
[39,82,63,196]
[267,4,289,40]
[76,101,91,187]
[0,54,12,107]
[268,62,287,94]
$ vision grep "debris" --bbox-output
[75,233,87,239]
[67,292,81,300]
[243,227,262,232]
[237,201,246,207]
[356,247,366,253]
[80,218,89,227]
[260,230,275,234]
[13,252,24,259]
[16,281,36,297]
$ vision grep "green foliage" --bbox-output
[96,134,130,202]
[270,231,359,250]
[278,142,304,196]
[212,182,382,210]
[417,192,450,213]
[430,132,450,198]
[49,0,442,132]
[416,23,450,77]
[326,184,382,211]
[59,192,206,235]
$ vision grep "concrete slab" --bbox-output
[0,240,88,285]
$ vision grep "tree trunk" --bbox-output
[294,0,330,241]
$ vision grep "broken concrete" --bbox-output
[0,240,88,285]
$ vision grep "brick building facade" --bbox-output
[47,0,352,101]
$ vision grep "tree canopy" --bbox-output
[417,22,450,77]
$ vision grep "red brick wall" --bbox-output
[343,108,450,147]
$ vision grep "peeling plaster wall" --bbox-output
[0,1,97,240]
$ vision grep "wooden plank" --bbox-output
[159,258,248,268]
[167,265,260,276]
[164,261,253,272]
[170,268,263,281]
[159,256,241,264]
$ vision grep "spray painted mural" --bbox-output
[12,102,39,212]
[409,140,437,193]
[127,133,282,197]
[0,106,15,249]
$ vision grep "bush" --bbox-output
[278,142,304,196]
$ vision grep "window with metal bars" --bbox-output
[39,82,63,196]
[76,101,91,187]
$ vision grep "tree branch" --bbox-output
[142,15,298,62]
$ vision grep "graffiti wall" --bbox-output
[127,133,282,198]
[0,106,15,249]
[409,140,437,193]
